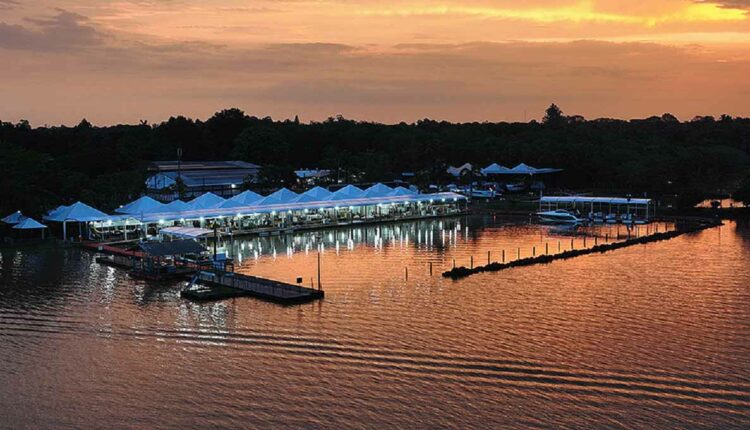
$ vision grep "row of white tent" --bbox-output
[448,163,562,177]
[39,183,467,224]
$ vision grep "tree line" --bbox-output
[1,105,749,217]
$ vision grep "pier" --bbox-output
[181,270,324,304]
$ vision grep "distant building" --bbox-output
[146,160,261,201]
[295,168,332,185]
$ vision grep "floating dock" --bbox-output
[181,270,324,304]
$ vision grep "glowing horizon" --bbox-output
[1,1,749,125]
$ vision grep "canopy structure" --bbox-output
[43,205,70,221]
[447,163,473,177]
[2,211,25,225]
[220,190,263,208]
[293,186,333,203]
[362,183,394,198]
[45,202,109,222]
[481,163,563,176]
[327,185,365,201]
[389,186,417,197]
[257,188,299,206]
[160,226,216,239]
[139,239,206,257]
[13,217,46,230]
[129,191,466,224]
[162,200,191,212]
[116,196,166,215]
[187,192,226,210]
[540,196,653,219]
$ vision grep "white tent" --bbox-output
[45,202,109,222]
[362,183,394,198]
[115,196,166,215]
[293,186,333,203]
[481,163,513,175]
[447,163,473,177]
[220,190,264,208]
[2,211,25,225]
[43,205,70,221]
[389,186,417,197]
[327,185,365,201]
[13,217,47,230]
[510,163,539,175]
[162,200,191,212]
[257,188,299,206]
[187,192,226,210]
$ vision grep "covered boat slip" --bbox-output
[539,196,653,222]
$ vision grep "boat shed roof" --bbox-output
[540,196,651,205]
[138,239,206,257]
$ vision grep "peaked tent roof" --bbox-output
[293,186,333,203]
[363,183,394,198]
[257,188,299,206]
[327,185,365,201]
[13,217,47,229]
[481,163,513,175]
[161,200,191,212]
[46,202,109,222]
[2,211,25,224]
[510,163,538,174]
[220,190,264,208]
[187,192,226,210]
[116,196,166,215]
[44,205,70,221]
[389,186,417,197]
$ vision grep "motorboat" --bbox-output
[536,209,584,224]
[469,188,497,199]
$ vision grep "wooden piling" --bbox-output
[429,262,433,276]
[487,251,491,265]
[502,249,505,263]
[470,256,474,269]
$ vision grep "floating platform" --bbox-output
[181,270,324,304]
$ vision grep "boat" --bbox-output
[536,209,584,224]
[469,188,496,199]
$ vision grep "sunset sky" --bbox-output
[1,0,749,125]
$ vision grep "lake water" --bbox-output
[1,215,749,429]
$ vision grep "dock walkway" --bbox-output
[182,270,324,304]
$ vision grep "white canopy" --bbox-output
[257,188,299,206]
[187,192,226,210]
[2,211,25,225]
[115,196,166,215]
[45,202,109,222]
[363,183,394,198]
[43,205,69,221]
[481,163,513,175]
[389,186,417,197]
[13,217,47,230]
[327,185,365,201]
[293,186,333,203]
[220,190,264,208]
[162,200,191,212]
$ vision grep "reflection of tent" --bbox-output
[162,200,191,212]
[12,217,47,239]
[362,183,394,198]
[116,196,166,215]
[257,188,299,206]
[2,211,25,225]
[187,192,226,210]
[293,186,333,203]
[220,190,264,208]
[389,186,417,197]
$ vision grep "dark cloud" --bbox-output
[696,0,750,9]
[0,10,104,51]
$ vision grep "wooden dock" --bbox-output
[181,270,324,304]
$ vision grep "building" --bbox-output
[145,160,261,201]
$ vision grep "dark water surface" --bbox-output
[1,216,749,429]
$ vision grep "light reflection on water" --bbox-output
[0,215,748,429]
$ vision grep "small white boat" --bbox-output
[470,189,496,199]
[537,210,583,224]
